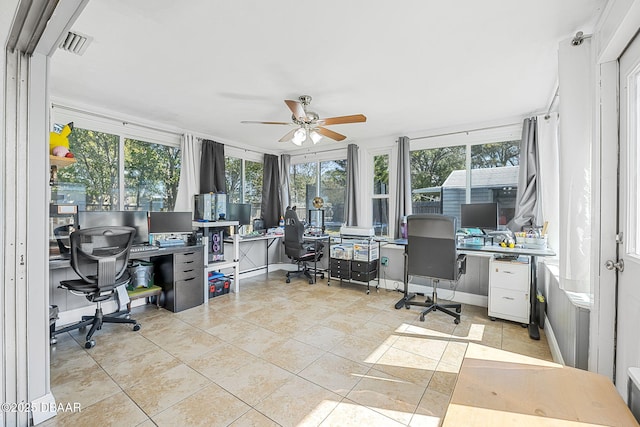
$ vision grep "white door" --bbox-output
[616,33,640,396]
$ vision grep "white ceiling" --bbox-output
[49,0,606,153]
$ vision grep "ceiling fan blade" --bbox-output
[241,120,292,125]
[278,128,298,142]
[317,126,346,141]
[317,114,367,126]
[284,99,307,121]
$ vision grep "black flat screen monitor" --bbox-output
[460,202,498,231]
[149,211,193,234]
[226,203,251,226]
[77,210,149,245]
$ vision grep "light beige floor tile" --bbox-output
[124,363,211,416]
[102,347,181,389]
[48,273,556,426]
[427,360,459,396]
[295,325,347,351]
[213,357,295,406]
[372,346,438,387]
[411,388,451,427]
[228,409,280,426]
[260,338,326,373]
[152,383,251,427]
[329,335,392,366]
[346,367,426,425]
[255,375,342,427]
[39,392,148,427]
[150,327,223,362]
[50,363,121,410]
[189,342,260,380]
[298,352,370,397]
[320,398,405,427]
[205,317,262,342]
[392,335,449,362]
[229,325,288,356]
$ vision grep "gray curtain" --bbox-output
[345,144,359,226]
[279,154,291,212]
[395,136,412,239]
[509,117,539,231]
[261,154,282,228]
[199,139,226,193]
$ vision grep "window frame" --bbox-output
[51,105,181,211]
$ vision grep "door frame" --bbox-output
[591,0,640,381]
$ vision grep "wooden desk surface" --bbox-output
[443,344,637,426]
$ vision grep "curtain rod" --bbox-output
[409,122,521,141]
[51,103,183,136]
[289,145,347,158]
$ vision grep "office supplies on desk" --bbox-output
[130,244,159,253]
[156,239,185,248]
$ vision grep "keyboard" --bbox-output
[130,245,159,253]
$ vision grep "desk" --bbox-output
[394,240,555,340]
[443,344,637,426]
[49,245,205,313]
[225,234,281,274]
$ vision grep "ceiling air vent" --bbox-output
[58,31,93,56]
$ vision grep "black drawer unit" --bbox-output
[351,270,377,282]
[330,259,351,279]
[328,238,380,294]
[351,260,377,273]
[155,246,204,312]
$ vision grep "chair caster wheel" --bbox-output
[133,323,141,331]
[489,317,497,321]
[405,304,410,309]
[521,323,528,328]
[84,340,95,349]
[286,278,291,283]
[454,318,460,324]
[49,338,57,345]
[320,274,325,279]
[456,308,461,313]
[125,314,131,319]
[419,315,425,322]
[366,290,370,295]
[308,280,314,284]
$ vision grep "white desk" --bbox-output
[394,239,555,340]
[226,234,282,273]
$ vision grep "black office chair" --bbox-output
[401,214,466,324]
[53,224,73,258]
[52,226,141,348]
[283,207,323,284]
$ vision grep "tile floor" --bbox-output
[45,272,553,427]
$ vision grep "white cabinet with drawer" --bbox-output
[488,257,530,324]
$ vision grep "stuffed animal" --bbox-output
[50,122,74,158]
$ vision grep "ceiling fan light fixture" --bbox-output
[310,130,322,144]
[292,128,306,145]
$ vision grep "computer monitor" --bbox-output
[226,203,251,226]
[77,210,149,245]
[149,211,193,234]
[460,202,498,231]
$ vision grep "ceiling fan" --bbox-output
[241,95,366,146]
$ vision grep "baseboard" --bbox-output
[30,392,57,425]
[543,315,565,365]
[374,278,489,307]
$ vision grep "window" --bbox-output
[410,140,519,229]
[55,127,120,211]
[54,126,181,212]
[224,155,263,226]
[290,157,347,234]
[471,141,519,227]
[124,138,181,211]
[372,154,390,236]
[411,145,465,215]
[245,160,263,221]
[289,161,317,219]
